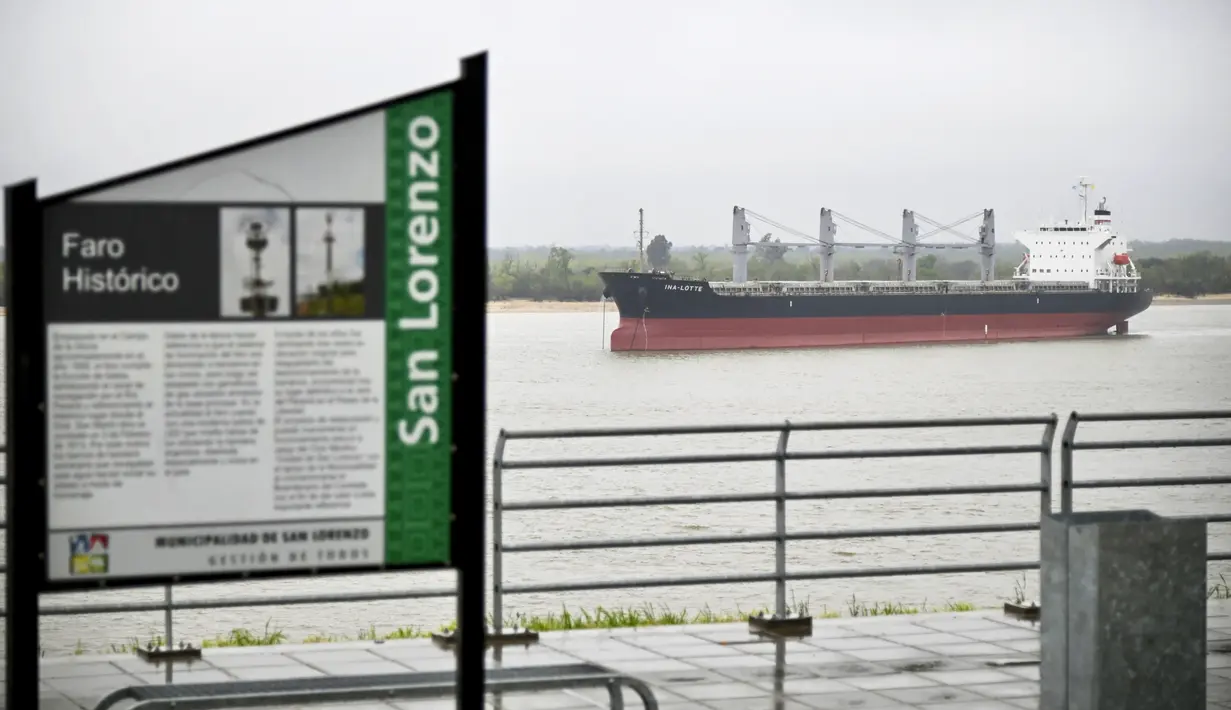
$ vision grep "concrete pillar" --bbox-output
[1040,509,1207,709]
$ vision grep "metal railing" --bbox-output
[1060,409,1231,562]
[0,409,1227,650]
[492,414,1060,630]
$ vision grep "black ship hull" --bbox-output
[599,271,1154,352]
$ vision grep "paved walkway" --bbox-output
[36,600,1231,709]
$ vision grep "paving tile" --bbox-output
[847,646,940,662]
[622,633,715,649]
[783,651,859,665]
[33,697,85,710]
[403,656,458,672]
[880,658,980,674]
[633,666,731,687]
[486,651,587,669]
[841,672,937,690]
[916,617,1010,633]
[669,680,769,700]
[133,668,236,685]
[808,624,864,639]
[573,645,673,663]
[733,640,817,655]
[996,638,1040,654]
[918,701,1020,710]
[1002,665,1040,681]
[707,699,814,710]
[809,637,904,652]
[565,683,687,706]
[718,662,817,685]
[856,623,935,637]
[370,647,455,665]
[888,631,972,646]
[690,627,765,644]
[601,658,700,675]
[307,698,403,703]
[302,659,413,676]
[965,681,1041,699]
[481,690,594,709]
[917,668,1020,685]
[39,662,126,679]
[957,627,1040,642]
[226,663,328,680]
[44,673,146,709]
[688,653,775,669]
[289,649,388,665]
[1211,654,1231,669]
[808,660,897,678]
[758,676,859,694]
[203,651,311,668]
[1004,699,1039,710]
[792,691,916,709]
[915,642,1016,657]
[654,643,746,659]
[104,657,217,674]
[879,684,987,704]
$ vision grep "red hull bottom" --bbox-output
[609,314,1130,352]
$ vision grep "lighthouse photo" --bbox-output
[293,207,366,317]
[218,206,291,319]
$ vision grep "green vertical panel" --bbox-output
[384,89,454,565]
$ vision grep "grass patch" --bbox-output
[1210,574,1230,600]
[49,576,1231,655]
[845,596,977,617]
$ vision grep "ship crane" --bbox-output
[735,206,996,283]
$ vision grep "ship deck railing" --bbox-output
[706,280,1101,296]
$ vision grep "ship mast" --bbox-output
[637,208,646,272]
[1073,176,1094,226]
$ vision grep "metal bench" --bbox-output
[90,663,659,710]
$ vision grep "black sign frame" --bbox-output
[6,51,488,710]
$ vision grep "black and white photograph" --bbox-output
[294,207,366,317]
[218,206,292,319]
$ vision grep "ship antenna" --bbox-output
[638,208,646,272]
[1072,177,1094,225]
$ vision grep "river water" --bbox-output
[7,304,1231,654]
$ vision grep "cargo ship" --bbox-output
[599,182,1152,351]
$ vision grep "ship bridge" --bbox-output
[1011,178,1139,293]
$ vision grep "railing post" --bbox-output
[491,430,508,634]
[164,585,173,683]
[774,420,791,618]
[1060,412,1079,514]
[1040,414,1058,520]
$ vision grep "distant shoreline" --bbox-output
[1154,294,1231,305]
[487,300,606,313]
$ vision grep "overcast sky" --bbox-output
[2,0,1229,249]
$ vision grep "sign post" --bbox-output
[5,51,488,710]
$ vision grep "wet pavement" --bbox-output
[34,600,1231,709]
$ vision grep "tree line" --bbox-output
[487,244,1231,302]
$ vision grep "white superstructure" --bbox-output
[1011,178,1140,293]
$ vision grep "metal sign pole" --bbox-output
[5,178,46,710]
[454,51,489,710]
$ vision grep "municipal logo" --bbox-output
[69,533,110,575]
